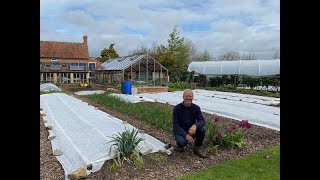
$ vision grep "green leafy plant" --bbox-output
[108,127,145,169]
[151,152,168,162]
[206,144,219,154]
[206,117,251,149]
[87,94,173,131]
[107,160,121,173]
[222,130,245,149]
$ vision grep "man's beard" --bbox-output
[184,101,192,107]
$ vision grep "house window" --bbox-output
[51,61,61,70]
[70,63,86,70]
[88,62,96,70]
[70,63,77,70]
[79,63,86,70]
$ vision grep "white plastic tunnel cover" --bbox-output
[188,59,280,76]
[40,93,166,179]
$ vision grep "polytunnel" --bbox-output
[187,59,280,76]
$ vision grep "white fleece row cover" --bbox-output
[110,93,156,103]
[40,93,165,179]
[188,59,280,76]
[113,89,280,131]
[40,83,61,92]
[75,90,105,95]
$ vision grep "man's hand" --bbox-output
[188,124,197,136]
[185,134,194,144]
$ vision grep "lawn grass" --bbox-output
[175,145,280,180]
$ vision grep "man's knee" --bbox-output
[195,128,206,147]
[196,127,206,136]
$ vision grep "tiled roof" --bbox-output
[40,36,89,59]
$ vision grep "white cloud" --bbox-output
[40,0,280,59]
[59,11,94,26]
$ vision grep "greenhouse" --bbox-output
[91,54,169,87]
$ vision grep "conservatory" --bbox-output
[91,54,169,94]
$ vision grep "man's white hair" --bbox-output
[183,89,193,96]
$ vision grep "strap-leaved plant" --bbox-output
[108,127,145,169]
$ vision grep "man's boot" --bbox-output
[194,146,208,158]
[176,145,187,152]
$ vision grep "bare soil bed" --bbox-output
[40,86,280,180]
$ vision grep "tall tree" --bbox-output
[97,43,120,63]
[157,26,190,81]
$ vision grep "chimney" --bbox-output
[83,35,88,45]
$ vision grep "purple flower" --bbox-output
[213,117,221,122]
[216,131,222,137]
[212,131,222,141]
[246,123,252,129]
[227,126,235,133]
[239,120,252,129]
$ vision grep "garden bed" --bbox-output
[40,87,280,180]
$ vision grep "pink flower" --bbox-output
[227,126,235,133]
[239,120,252,129]
[212,117,221,122]
[216,131,222,137]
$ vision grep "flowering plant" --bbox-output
[206,117,251,149]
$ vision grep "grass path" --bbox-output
[175,145,280,180]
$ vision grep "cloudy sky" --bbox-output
[40,0,280,59]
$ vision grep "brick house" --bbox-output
[40,35,101,84]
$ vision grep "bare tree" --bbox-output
[130,43,151,55]
[218,51,241,61]
[272,50,280,59]
[193,49,213,61]
[183,38,197,62]
[241,52,257,60]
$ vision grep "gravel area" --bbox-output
[40,115,65,180]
